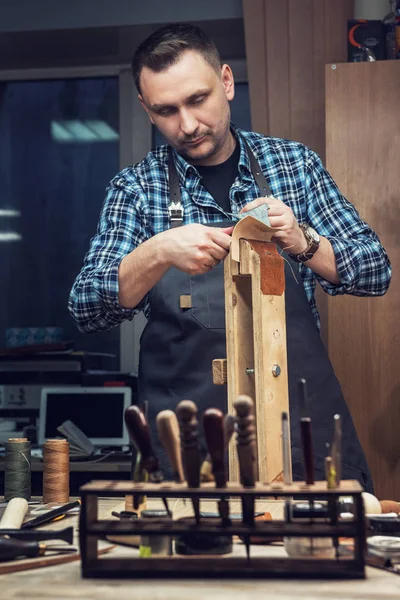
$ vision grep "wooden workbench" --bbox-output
[1,498,399,599]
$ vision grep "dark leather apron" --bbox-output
[137,144,373,492]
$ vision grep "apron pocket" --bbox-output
[189,262,226,329]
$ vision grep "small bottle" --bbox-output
[139,509,173,557]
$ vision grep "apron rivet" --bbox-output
[246,368,255,375]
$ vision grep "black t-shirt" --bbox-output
[196,142,240,213]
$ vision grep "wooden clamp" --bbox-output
[213,216,291,484]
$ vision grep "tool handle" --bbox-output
[21,500,80,530]
[156,410,184,483]
[124,406,160,476]
[224,414,236,447]
[0,498,29,530]
[234,395,257,487]
[300,417,315,485]
[0,537,40,561]
[176,400,201,488]
[0,526,74,544]
[203,408,226,488]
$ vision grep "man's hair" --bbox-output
[132,23,222,94]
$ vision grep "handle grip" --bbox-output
[124,406,161,480]
[156,410,184,483]
[203,408,226,488]
[0,498,29,530]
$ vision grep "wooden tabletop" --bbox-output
[2,498,400,600]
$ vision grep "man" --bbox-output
[69,23,391,490]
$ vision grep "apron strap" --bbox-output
[167,137,272,227]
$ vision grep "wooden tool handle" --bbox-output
[224,414,236,447]
[124,406,161,479]
[300,417,315,485]
[234,395,257,487]
[176,400,201,488]
[203,408,226,488]
[0,538,41,560]
[156,410,184,483]
[0,498,29,530]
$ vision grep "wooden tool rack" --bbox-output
[79,479,366,579]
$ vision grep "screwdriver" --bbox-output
[176,400,202,525]
[203,408,230,526]
[0,537,77,562]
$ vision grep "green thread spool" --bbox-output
[4,438,31,501]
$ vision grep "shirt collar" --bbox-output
[169,123,253,185]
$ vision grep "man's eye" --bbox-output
[191,95,206,105]
[158,108,176,117]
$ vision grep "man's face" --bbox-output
[139,51,235,166]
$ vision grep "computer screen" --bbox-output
[38,386,131,447]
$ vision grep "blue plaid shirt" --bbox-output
[68,125,391,331]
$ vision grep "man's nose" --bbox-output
[180,109,199,137]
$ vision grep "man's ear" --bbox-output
[221,64,235,101]
[138,94,155,124]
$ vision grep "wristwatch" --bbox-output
[289,224,320,263]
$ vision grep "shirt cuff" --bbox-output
[92,257,141,319]
[314,236,362,296]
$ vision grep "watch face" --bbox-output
[307,226,320,243]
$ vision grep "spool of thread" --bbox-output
[43,439,70,504]
[4,438,31,501]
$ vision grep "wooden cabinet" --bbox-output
[325,61,400,499]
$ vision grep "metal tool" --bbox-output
[176,400,202,525]
[234,395,257,560]
[0,526,74,544]
[156,410,185,483]
[203,408,230,526]
[0,537,77,561]
[124,405,169,514]
[300,417,315,485]
[331,414,342,485]
[21,500,80,530]
[201,413,236,482]
[298,377,314,485]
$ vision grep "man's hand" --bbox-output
[160,224,234,275]
[241,197,308,254]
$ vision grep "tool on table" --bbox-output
[21,500,80,530]
[203,408,230,526]
[176,400,202,525]
[234,395,257,560]
[325,456,337,489]
[281,411,292,520]
[0,497,29,530]
[156,409,185,483]
[0,526,74,544]
[0,537,77,562]
[124,405,169,514]
[298,378,314,485]
[201,414,235,483]
[331,414,342,486]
